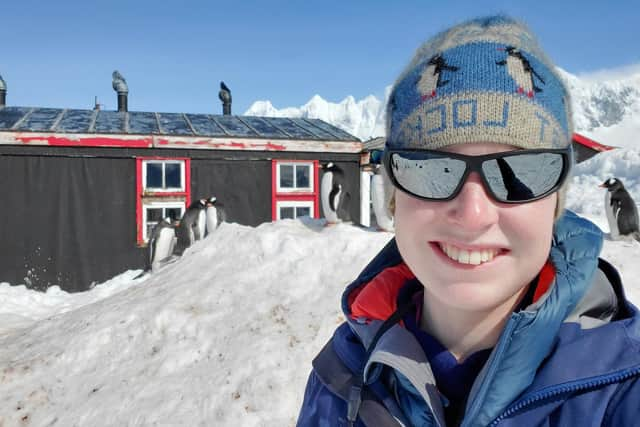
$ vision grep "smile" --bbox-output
[437,242,502,265]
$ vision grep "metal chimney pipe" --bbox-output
[0,74,6,107]
[112,70,129,112]
[219,81,232,115]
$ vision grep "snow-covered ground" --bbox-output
[1,148,640,426]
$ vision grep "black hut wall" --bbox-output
[0,147,361,292]
[0,154,145,292]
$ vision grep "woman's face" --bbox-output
[394,142,557,313]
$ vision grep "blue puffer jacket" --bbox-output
[297,211,640,426]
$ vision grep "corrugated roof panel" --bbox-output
[263,117,316,139]
[128,111,159,134]
[0,106,31,129]
[15,108,62,131]
[56,109,94,132]
[304,118,358,141]
[157,113,193,135]
[94,111,126,133]
[185,113,227,136]
[241,116,289,138]
[212,115,258,137]
[288,118,339,140]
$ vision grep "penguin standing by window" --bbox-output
[321,163,344,224]
[600,178,640,241]
[148,217,178,272]
[174,199,208,255]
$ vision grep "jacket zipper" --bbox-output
[459,315,519,427]
[489,366,640,426]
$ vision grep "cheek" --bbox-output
[506,194,557,253]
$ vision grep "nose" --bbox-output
[446,172,499,231]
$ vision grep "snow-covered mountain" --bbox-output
[245,69,640,147]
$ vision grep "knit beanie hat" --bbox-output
[385,15,573,218]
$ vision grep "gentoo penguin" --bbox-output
[321,162,344,224]
[497,46,544,98]
[148,217,178,271]
[600,178,640,241]
[371,165,394,232]
[174,199,208,255]
[418,54,459,100]
[204,196,227,236]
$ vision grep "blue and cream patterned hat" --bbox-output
[386,15,573,151]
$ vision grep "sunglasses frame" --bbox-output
[383,146,573,204]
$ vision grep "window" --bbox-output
[271,160,319,221]
[143,201,185,241]
[136,157,191,245]
[277,162,313,192]
[142,160,185,192]
[276,200,314,220]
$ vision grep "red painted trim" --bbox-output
[271,160,277,220]
[142,191,188,197]
[16,135,152,148]
[135,156,192,245]
[572,133,616,152]
[185,158,192,207]
[157,138,287,151]
[272,159,320,220]
[136,158,144,245]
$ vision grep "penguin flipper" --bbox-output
[329,185,342,212]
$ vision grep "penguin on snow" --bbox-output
[174,199,208,255]
[204,196,227,236]
[321,162,344,224]
[600,177,640,241]
[148,217,178,272]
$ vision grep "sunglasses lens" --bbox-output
[481,152,565,202]
[389,152,466,199]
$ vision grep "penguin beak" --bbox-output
[598,184,606,188]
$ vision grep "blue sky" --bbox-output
[2,0,639,114]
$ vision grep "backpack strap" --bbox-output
[313,338,404,427]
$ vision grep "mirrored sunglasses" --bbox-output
[383,147,572,204]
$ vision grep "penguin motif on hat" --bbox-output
[600,177,640,241]
[321,162,344,224]
[418,54,459,101]
[497,46,545,98]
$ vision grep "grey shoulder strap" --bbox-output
[313,340,403,427]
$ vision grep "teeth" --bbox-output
[439,243,498,265]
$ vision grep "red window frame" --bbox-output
[271,159,320,220]
[136,157,191,245]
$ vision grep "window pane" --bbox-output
[146,208,163,222]
[296,207,311,218]
[280,207,295,219]
[146,163,163,189]
[165,207,182,221]
[296,165,310,189]
[165,163,182,189]
[280,165,294,188]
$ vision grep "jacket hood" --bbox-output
[335,210,640,427]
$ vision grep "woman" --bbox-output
[297,15,640,426]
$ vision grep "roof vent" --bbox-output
[219,81,231,115]
[112,70,128,112]
[0,74,6,107]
